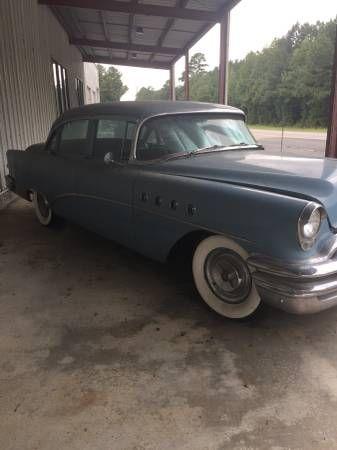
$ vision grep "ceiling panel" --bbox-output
[50,0,238,68]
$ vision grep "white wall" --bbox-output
[0,0,87,194]
[84,63,100,104]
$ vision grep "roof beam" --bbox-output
[38,0,219,22]
[99,11,113,59]
[172,0,241,64]
[150,0,188,63]
[70,37,179,56]
[127,0,138,60]
[83,55,169,70]
[100,11,109,42]
[73,19,194,34]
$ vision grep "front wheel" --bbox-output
[192,235,261,319]
[32,191,54,226]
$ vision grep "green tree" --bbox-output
[179,52,208,82]
[136,80,171,101]
[190,52,208,74]
[97,64,128,102]
[135,19,336,127]
[229,19,335,126]
[280,20,336,126]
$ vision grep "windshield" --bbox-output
[136,114,258,161]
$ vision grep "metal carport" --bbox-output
[0,0,336,202]
[38,0,337,157]
[39,0,239,104]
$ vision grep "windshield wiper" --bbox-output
[191,144,223,153]
[226,142,265,150]
[162,145,223,161]
[161,143,264,162]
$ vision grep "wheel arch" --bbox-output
[167,229,212,264]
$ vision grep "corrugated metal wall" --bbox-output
[0,0,86,193]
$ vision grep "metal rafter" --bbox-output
[75,20,194,34]
[171,0,241,65]
[70,38,180,56]
[38,0,219,22]
[100,10,113,59]
[127,0,138,60]
[149,0,189,63]
[66,7,96,59]
[83,55,169,70]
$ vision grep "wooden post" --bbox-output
[184,50,190,100]
[170,64,176,101]
[326,24,337,158]
[218,10,230,104]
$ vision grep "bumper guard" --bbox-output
[248,253,337,314]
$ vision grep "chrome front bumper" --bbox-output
[248,253,337,314]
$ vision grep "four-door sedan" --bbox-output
[6,101,337,319]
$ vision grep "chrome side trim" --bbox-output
[51,192,253,246]
[51,193,130,209]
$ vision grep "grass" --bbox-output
[248,124,327,133]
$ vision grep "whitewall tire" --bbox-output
[192,235,261,319]
[32,191,53,226]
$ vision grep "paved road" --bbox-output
[250,128,327,158]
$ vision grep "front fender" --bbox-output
[133,171,331,262]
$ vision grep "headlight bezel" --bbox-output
[298,202,326,251]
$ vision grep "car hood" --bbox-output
[153,150,337,228]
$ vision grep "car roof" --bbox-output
[54,101,245,126]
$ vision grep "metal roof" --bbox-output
[39,0,240,70]
[54,100,244,124]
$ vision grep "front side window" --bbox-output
[136,114,257,161]
[59,120,90,157]
[93,118,136,161]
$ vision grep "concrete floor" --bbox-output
[2,199,337,450]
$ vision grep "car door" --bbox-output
[51,116,137,248]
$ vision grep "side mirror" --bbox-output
[104,152,114,165]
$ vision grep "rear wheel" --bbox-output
[192,235,261,319]
[32,191,53,226]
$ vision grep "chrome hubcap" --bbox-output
[204,248,252,304]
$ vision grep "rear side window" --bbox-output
[97,119,126,139]
[93,118,136,161]
[59,120,90,157]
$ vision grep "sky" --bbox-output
[115,0,337,100]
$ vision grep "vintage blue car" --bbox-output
[6,101,337,319]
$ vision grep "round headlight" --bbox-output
[298,203,325,250]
